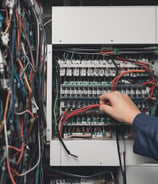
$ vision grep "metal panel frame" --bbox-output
[46,45,53,142]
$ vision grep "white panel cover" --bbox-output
[52,6,157,44]
[50,140,156,166]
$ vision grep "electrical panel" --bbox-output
[45,6,158,184]
[56,50,157,139]
[47,7,158,168]
[48,44,158,166]
[45,7,158,184]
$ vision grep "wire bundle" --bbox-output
[111,57,156,100]
[58,104,100,138]
[0,0,46,183]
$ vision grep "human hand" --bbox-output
[100,91,141,124]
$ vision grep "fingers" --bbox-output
[100,91,122,105]
[100,92,115,104]
[99,91,140,124]
[100,104,113,115]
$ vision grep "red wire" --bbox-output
[58,110,68,131]
[4,0,9,23]
[59,104,101,138]
[9,146,21,152]
[116,56,150,66]
[16,142,24,165]
[16,118,25,165]
[100,51,114,55]
[7,154,16,184]
[141,81,156,86]
[11,168,20,176]
[112,57,156,99]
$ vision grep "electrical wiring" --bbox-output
[57,110,67,132]
[14,109,35,134]
[116,131,127,184]
[4,16,11,33]
[8,129,41,178]
[0,0,46,183]
[53,76,59,132]
[4,99,16,184]
[44,165,115,179]
[55,46,158,56]
[18,59,32,109]
[22,24,36,77]
[55,104,106,158]
[44,18,52,27]
[0,92,10,134]
[110,56,157,100]
[111,69,146,90]
[58,104,101,138]
[3,0,8,23]
[15,11,22,51]
[15,118,24,165]
[116,56,151,69]
[0,99,3,121]
[55,48,101,55]
[122,134,127,184]
[18,130,41,177]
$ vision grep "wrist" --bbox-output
[129,111,141,125]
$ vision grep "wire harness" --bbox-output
[0,0,46,183]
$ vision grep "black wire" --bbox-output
[55,51,102,158]
[34,74,47,129]
[57,127,78,158]
[112,58,119,76]
[43,165,114,179]
[122,134,127,184]
[116,131,127,184]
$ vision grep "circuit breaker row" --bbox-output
[57,56,155,140]
[63,124,132,139]
[60,82,150,98]
[60,67,149,77]
[58,58,150,77]
[61,114,136,126]
[60,99,150,113]
[58,58,149,67]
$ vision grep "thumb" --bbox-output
[100,104,113,116]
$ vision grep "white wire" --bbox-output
[21,43,35,72]
[44,19,52,27]
[4,119,15,183]
[110,172,115,181]
[5,119,41,177]
[19,130,41,176]
[14,110,30,115]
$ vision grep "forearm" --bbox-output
[133,113,158,160]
